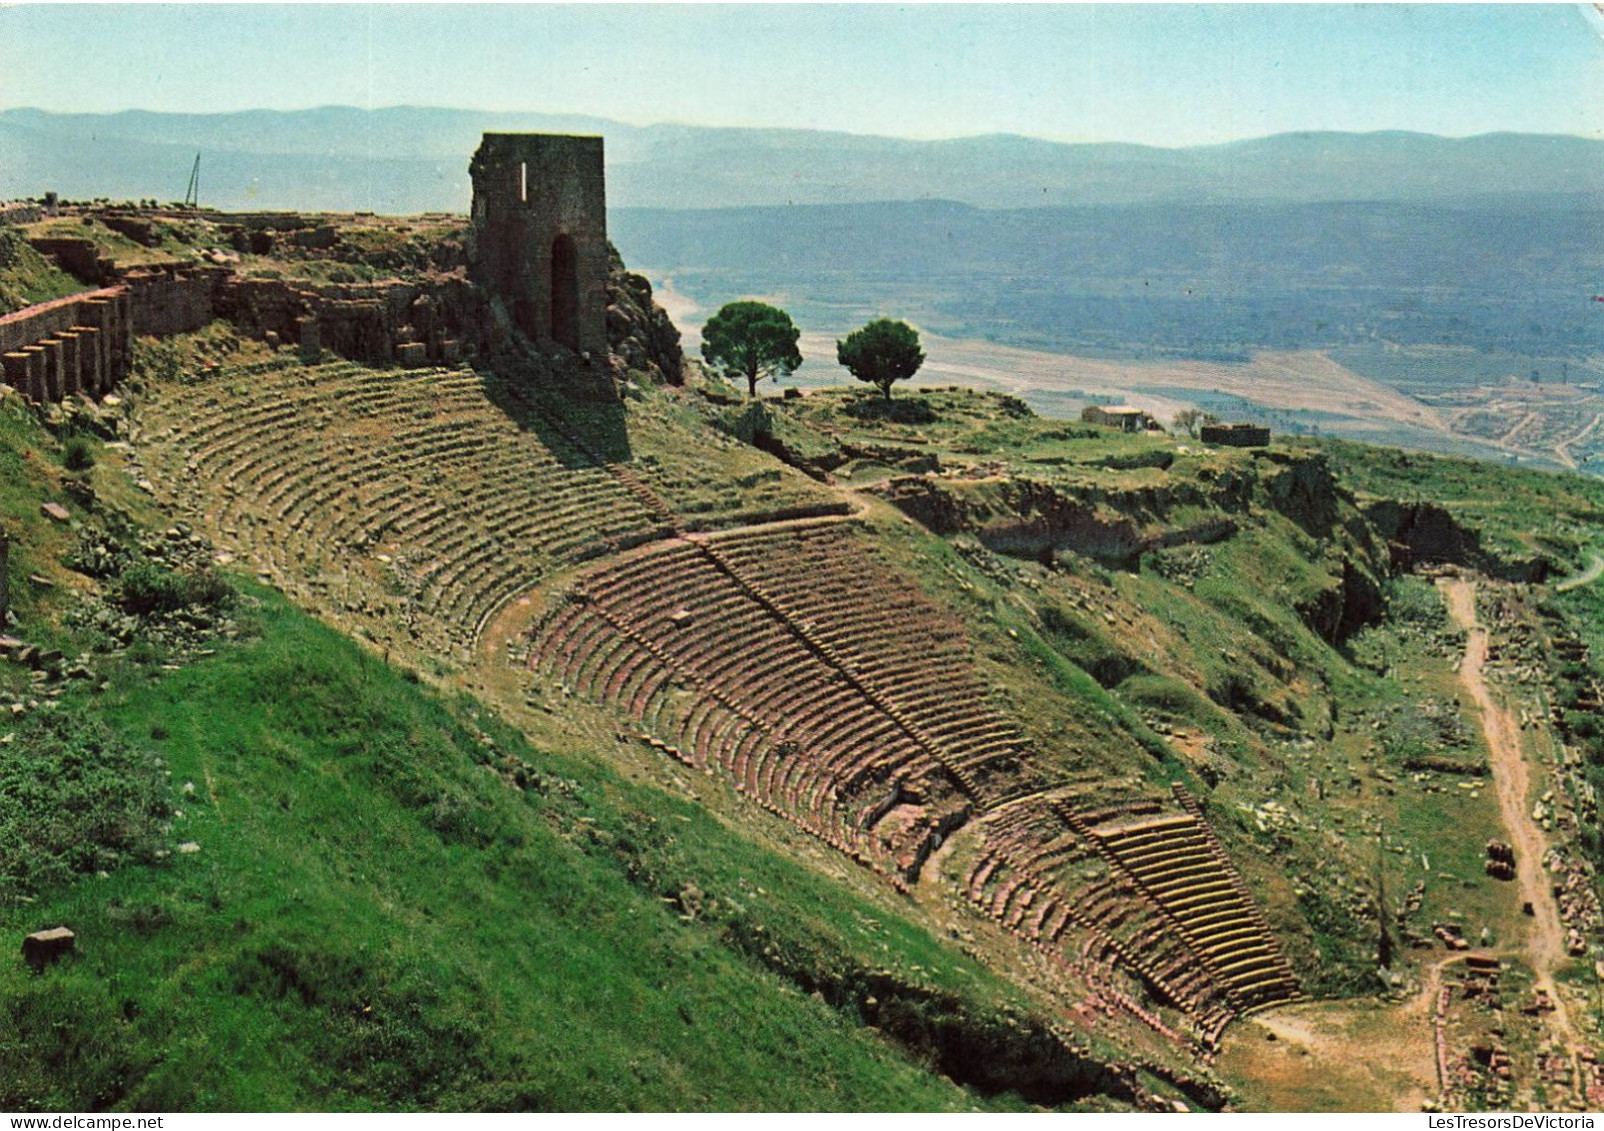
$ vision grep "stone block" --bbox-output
[56,331,81,396]
[21,926,75,972]
[20,347,46,403]
[70,326,102,394]
[39,338,64,401]
[1,352,28,394]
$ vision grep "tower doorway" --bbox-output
[551,234,580,351]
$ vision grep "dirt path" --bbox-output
[1442,578,1583,1062]
[1222,991,1437,1111]
[1556,552,1604,594]
[1555,412,1602,471]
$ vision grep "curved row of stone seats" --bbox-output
[711,526,977,673]
[1041,798,1281,1036]
[528,534,975,880]
[1168,785,1301,971]
[529,520,1270,1036]
[952,800,1228,1044]
[1068,797,1167,830]
[696,524,1032,802]
[964,803,1085,897]
[1090,811,1299,1010]
[1069,937,1196,1046]
[539,601,898,850]
[137,360,661,650]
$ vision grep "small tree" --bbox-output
[836,319,925,401]
[700,301,802,397]
[1172,408,1202,438]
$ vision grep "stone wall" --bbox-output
[124,264,229,336]
[10,151,628,397]
[0,286,132,402]
[28,237,118,285]
[469,134,609,360]
[0,203,44,225]
[306,278,486,365]
[0,265,490,403]
[211,276,315,344]
[1200,422,1271,447]
[214,275,488,366]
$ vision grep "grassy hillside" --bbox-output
[1319,439,1604,571]
[3,597,1007,1109]
[0,225,84,314]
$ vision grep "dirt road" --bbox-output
[1442,578,1583,1062]
[1556,552,1604,594]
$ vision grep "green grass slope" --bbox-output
[0,226,85,316]
[2,595,1009,1110]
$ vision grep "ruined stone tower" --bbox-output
[468,134,609,360]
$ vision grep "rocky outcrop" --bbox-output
[981,479,1150,563]
[873,448,1394,646]
[871,474,1240,567]
[1294,557,1387,646]
[606,248,683,385]
[1260,450,1340,537]
[1366,500,1549,583]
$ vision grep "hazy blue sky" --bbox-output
[2,4,1600,145]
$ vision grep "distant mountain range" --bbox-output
[2,106,1601,213]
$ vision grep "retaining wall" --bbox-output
[0,286,132,403]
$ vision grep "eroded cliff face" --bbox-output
[867,452,1323,558]
[870,448,1391,647]
[1366,499,1550,583]
[1292,556,1386,646]
[1258,450,1341,538]
[870,470,1251,563]
[606,249,684,385]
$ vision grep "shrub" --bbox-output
[117,563,190,616]
[117,562,234,617]
[62,436,95,471]
[843,395,936,424]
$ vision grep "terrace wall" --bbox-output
[0,286,132,402]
